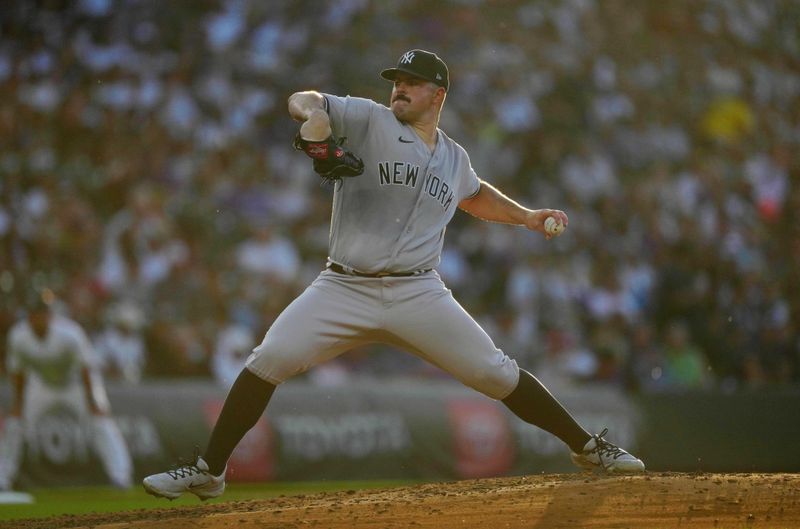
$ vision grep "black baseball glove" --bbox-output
[293,134,364,182]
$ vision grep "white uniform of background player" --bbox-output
[0,292,132,490]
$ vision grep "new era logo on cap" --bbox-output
[381,49,449,90]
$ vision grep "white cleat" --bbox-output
[142,456,226,500]
[571,428,645,473]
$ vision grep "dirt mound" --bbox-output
[7,472,800,529]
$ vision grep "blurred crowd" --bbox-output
[1,0,798,393]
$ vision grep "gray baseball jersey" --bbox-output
[324,94,480,274]
[246,94,519,399]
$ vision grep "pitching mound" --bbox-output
[9,472,800,529]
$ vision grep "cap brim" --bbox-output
[380,67,432,84]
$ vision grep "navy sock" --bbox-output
[502,369,591,453]
[203,368,275,476]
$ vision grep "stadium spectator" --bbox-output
[662,320,712,390]
[211,323,256,389]
[0,0,797,392]
[92,300,147,384]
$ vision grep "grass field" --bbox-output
[0,480,416,522]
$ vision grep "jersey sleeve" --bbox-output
[322,94,377,143]
[457,147,482,201]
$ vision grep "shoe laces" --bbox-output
[167,448,207,480]
[590,428,626,461]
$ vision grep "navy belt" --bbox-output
[328,263,431,278]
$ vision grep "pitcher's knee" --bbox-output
[245,340,309,385]
[468,356,520,400]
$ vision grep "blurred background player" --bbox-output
[0,289,132,491]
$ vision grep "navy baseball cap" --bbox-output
[381,49,449,91]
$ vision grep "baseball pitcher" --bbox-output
[143,49,644,500]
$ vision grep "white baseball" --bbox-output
[544,216,564,236]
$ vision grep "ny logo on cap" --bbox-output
[400,51,415,64]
